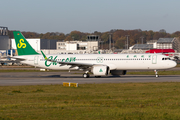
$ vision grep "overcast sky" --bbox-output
[1,0,180,34]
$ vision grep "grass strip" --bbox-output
[0,83,180,119]
[127,70,180,75]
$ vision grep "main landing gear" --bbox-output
[83,71,90,78]
[154,70,159,78]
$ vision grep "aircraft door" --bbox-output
[152,55,157,64]
[34,56,39,65]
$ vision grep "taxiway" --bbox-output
[0,72,180,86]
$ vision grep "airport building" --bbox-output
[0,27,11,57]
[56,35,100,54]
[56,41,98,53]
[156,38,180,52]
[0,27,10,50]
[130,44,153,50]
[129,37,180,52]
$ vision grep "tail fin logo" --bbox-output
[17,39,26,48]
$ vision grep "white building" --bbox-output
[147,40,158,48]
[156,38,174,49]
[129,37,180,53]
[56,41,99,53]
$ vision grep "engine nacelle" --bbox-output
[91,65,109,76]
[110,70,127,75]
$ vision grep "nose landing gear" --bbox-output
[154,70,159,78]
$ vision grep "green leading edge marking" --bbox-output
[41,51,48,60]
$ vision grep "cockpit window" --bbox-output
[162,58,171,60]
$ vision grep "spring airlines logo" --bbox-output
[45,56,76,67]
[17,39,26,48]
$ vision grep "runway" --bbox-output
[0,71,180,86]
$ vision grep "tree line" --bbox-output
[8,29,180,49]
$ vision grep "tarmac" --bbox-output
[0,65,180,86]
[0,71,180,86]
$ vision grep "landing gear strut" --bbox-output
[154,70,159,78]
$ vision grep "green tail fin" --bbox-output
[13,31,39,55]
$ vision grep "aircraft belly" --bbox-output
[21,61,34,66]
[48,65,71,70]
[115,61,152,70]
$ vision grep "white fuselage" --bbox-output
[17,53,177,70]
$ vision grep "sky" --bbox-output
[1,0,180,34]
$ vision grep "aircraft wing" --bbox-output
[0,57,20,64]
[12,56,26,61]
[41,51,95,70]
[0,59,14,62]
[1,56,26,61]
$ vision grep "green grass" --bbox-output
[1,83,180,119]
[127,70,180,75]
[176,64,180,67]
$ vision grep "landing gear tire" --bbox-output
[95,76,101,78]
[156,75,159,78]
[83,73,89,78]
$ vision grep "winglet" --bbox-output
[41,51,48,60]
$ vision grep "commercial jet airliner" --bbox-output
[12,31,177,78]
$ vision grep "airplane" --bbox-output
[12,31,177,78]
[0,56,18,65]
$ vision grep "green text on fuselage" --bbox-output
[45,56,76,67]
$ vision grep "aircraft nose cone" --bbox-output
[171,61,177,68]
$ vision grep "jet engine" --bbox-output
[91,65,109,76]
[110,70,127,75]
